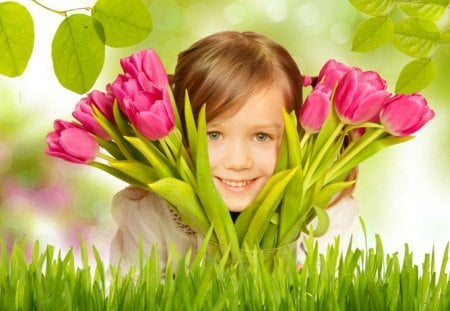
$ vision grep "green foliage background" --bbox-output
[0,0,449,262]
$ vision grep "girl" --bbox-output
[109,31,359,271]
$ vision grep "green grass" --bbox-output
[0,235,448,310]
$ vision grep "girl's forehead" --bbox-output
[208,85,287,125]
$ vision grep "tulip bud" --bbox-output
[299,83,332,133]
[334,68,389,124]
[73,90,114,139]
[318,59,352,89]
[380,94,435,136]
[45,120,99,164]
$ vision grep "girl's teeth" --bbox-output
[221,179,250,187]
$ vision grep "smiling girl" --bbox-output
[109,31,359,271]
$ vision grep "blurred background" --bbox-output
[1,0,449,264]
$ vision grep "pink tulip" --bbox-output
[299,83,332,133]
[120,49,169,89]
[334,68,389,124]
[45,120,98,164]
[107,49,175,140]
[72,90,115,139]
[380,94,435,136]
[318,59,352,89]
[126,89,175,140]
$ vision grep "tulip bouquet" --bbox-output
[45,50,434,256]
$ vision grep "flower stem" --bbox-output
[30,0,91,16]
[98,153,116,163]
[324,128,385,183]
[303,122,345,188]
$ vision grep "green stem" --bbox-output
[324,128,385,183]
[30,0,91,16]
[97,153,116,163]
[303,122,345,187]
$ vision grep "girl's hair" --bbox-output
[171,31,303,122]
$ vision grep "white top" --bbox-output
[109,186,360,272]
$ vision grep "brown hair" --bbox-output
[170,31,303,122]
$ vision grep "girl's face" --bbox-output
[206,85,286,212]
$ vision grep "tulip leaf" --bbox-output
[0,2,34,77]
[148,178,211,237]
[242,167,298,247]
[395,58,437,94]
[125,136,178,178]
[278,111,303,241]
[235,168,296,245]
[326,133,414,184]
[392,18,440,58]
[348,0,395,16]
[311,206,330,237]
[92,0,152,47]
[440,29,450,44]
[196,105,239,252]
[399,0,448,22]
[313,180,356,209]
[352,16,394,52]
[184,90,198,160]
[109,160,158,184]
[89,161,145,187]
[52,14,105,94]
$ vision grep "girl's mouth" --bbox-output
[216,177,256,192]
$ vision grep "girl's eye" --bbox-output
[254,133,270,142]
[207,131,222,141]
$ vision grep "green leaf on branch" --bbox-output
[52,14,105,94]
[392,18,440,58]
[352,16,394,52]
[0,2,34,77]
[92,0,152,47]
[348,0,395,16]
[399,0,448,22]
[395,58,437,94]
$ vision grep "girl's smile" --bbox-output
[207,84,286,212]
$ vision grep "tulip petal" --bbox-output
[59,128,98,161]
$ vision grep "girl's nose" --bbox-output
[223,143,253,170]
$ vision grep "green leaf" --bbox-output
[392,18,440,58]
[395,58,437,93]
[310,206,330,237]
[92,0,152,47]
[148,178,211,236]
[399,0,448,22]
[242,167,298,247]
[196,105,239,252]
[348,0,395,16]
[0,2,34,77]
[125,136,178,178]
[52,14,105,94]
[109,160,158,184]
[235,168,296,245]
[439,29,450,44]
[352,16,394,52]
